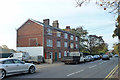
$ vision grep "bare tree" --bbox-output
[75,0,119,14]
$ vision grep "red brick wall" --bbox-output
[17,20,43,47]
[44,26,79,62]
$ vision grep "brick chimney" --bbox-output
[65,26,71,32]
[43,19,49,25]
[52,20,59,28]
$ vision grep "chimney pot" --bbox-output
[52,20,59,28]
[43,19,49,25]
[65,26,71,32]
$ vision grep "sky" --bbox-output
[0,0,118,50]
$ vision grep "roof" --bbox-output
[17,18,79,37]
[29,19,79,37]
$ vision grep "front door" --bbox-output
[55,52,57,61]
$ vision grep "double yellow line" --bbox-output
[104,64,118,80]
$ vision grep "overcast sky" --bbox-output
[0,0,118,50]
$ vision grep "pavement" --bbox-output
[35,62,64,70]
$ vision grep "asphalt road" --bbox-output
[6,57,118,79]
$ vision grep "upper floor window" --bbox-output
[57,41,61,47]
[64,33,68,39]
[76,44,78,48]
[76,37,78,41]
[57,31,61,37]
[70,43,74,48]
[47,28,52,35]
[47,39,53,47]
[64,42,68,48]
[71,35,74,40]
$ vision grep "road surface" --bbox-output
[6,57,118,79]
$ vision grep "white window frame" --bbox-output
[59,52,61,58]
[57,41,61,47]
[64,42,68,48]
[71,35,74,40]
[71,43,74,48]
[47,39,53,47]
[76,44,78,48]
[64,33,68,39]
[47,28,52,35]
[49,52,53,59]
[57,31,61,37]
[64,51,67,56]
[76,37,78,41]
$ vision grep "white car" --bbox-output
[0,58,36,79]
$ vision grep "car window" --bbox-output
[13,59,22,64]
[3,59,14,64]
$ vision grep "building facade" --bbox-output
[17,19,80,62]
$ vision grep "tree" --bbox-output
[70,26,88,37]
[70,26,89,52]
[75,0,119,13]
[113,43,120,55]
[87,35,106,54]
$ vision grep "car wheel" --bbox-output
[29,66,35,74]
[0,69,6,79]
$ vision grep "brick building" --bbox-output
[17,19,80,62]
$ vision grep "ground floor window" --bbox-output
[64,51,67,56]
[49,52,53,59]
[59,52,61,58]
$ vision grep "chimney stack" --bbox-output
[52,20,59,28]
[65,26,71,32]
[43,19,49,25]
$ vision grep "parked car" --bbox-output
[93,55,100,60]
[85,55,94,61]
[88,55,94,61]
[85,56,91,62]
[99,55,103,59]
[0,58,36,79]
[114,54,119,57]
[102,55,110,60]
[109,53,113,58]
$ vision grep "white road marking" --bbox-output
[99,62,104,64]
[67,70,84,77]
[104,61,107,62]
[99,62,103,64]
[89,65,97,68]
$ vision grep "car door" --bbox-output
[2,59,16,73]
[13,59,28,72]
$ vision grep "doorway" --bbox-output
[55,52,57,61]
